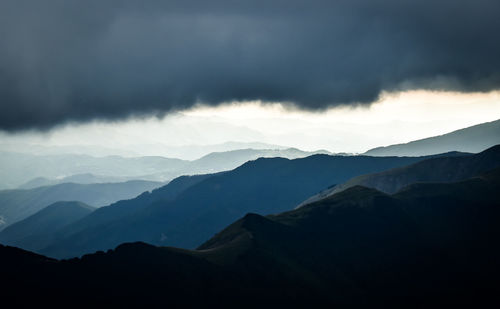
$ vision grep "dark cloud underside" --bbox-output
[1,0,499,130]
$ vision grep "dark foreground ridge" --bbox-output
[2,166,500,307]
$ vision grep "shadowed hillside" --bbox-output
[41,154,435,258]
[0,201,94,252]
[0,180,162,230]
[301,145,500,206]
[3,168,500,307]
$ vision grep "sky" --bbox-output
[1,89,499,158]
[0,1,499,157]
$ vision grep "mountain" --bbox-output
[300,145,500,206]
[50,173,215,240]
[42,153,441,258]
[137,141,291,160]
[198,168,500,306]
[364,119,500,156]
[18,173,133,189]
[0,180,162,230]
[0,147,331,228]
[0,151,187,189]
[0,140,288,160]
[3,168,500,307]
[159,147,332,175]
[0,201,94,252]
[0,147,329,190]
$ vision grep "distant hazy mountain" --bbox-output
[140,141,290,160]
[152,148,333,177]
[0,201,94,252]
[0,141,288,159]
[3,168,500,307]
[18,173,132,189]
[0,147,330,190]
[0,180,162,230]
[0,151,187,189]
[42,153,437,258]
[300,145,500,206]
[364,119,500,156]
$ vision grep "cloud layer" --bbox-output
[1,0,499,130]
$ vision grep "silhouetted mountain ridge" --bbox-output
[0,147,332,189]
[300,145,500,206]
[41,153,435,258]
[3,167,500,307]
[0,201,94,252]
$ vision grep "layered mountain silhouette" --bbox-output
[0,151,185,189]
[301,145,500,206]
[0,201,94,252]
[40,154,433,258]
[0,148,331,189]
[364,118,500,156]
[0,140,288,160]
[2,166,500,307]
[0,148,330,229]
[0,180,162,230]
[18,173,133,189]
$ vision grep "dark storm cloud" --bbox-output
[1,0,499,130]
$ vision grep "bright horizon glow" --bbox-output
[1,90,500,158]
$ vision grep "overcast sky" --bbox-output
[0,1,499,156]
[1,90,499,157]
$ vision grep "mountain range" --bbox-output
[0,147,330,189]
[0,147,332,229]
[0,201,94,252]
[300,145,500,206]
[364,118,500,156]
[16,153,432,259]
[0,180,162,230]
[2,157,499,307]
[0,141,289,160]
[2,123,500,306]
[18,173,133,190]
